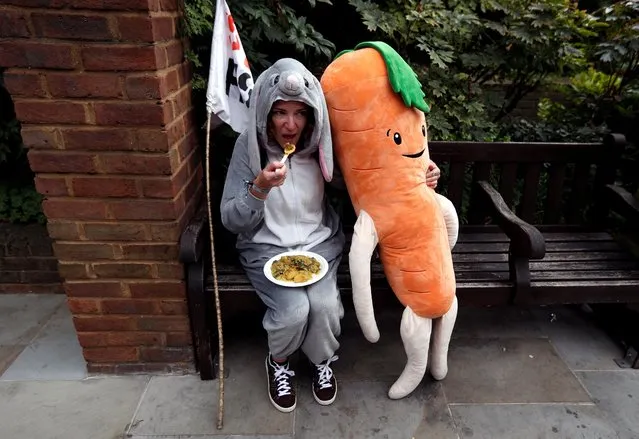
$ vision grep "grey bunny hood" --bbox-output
[246,58,334,182]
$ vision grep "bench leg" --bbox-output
[186,259,215,380]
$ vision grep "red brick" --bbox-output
[32,13,112,40]
[43,199,109,220]
[67,298,101,314]
[159,0,178,11]
[139,178,174,198]
[140,347,191,362]
[81,45,161,71]
[159,300,187,315]
[0,11,31,38]
[0,41,79,70]
[58,262,90,279]
[128,281,185,298]
[156,263,183,279]
[97,153,171,175]
[61,127,134,151]
[69,0,150,9]
[121,243,178,260]
[166,332,191,346]
[15,101,86,125]
[137,316,188,331]
[73,315,137,331]
[2,73,46,98]
[135,129,170,151]
[83,347,139,362]
[92,262,154,278]
[125,73,169,100]
[47,72,123,99]
[71,177,139,198]
[86,363,116,373]
[65,281,124,297]
[78,331,163,347]
[108,200,176,220]
[83,223,147,241]
[20,127,61,149]
[165,116,185,145]
[35,176,68,196]
[102,299,160,314]
[54,242,116,260]
[0,284,64,294]
[1,0,69,6]
[164,40,183,66]
[170,85,192,118]
[117,15,174,43]
[94,102,170,126]
[47,222,81,240]
[28,150,96,173]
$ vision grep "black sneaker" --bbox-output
[265,354,296,412]
[312,355,338,405]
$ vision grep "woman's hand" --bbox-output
[426,160,441,189]
[250,162,287,199]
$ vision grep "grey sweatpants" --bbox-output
[243,258,344,364]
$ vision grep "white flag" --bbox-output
[206,0,254,134]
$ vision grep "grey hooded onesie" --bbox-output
[220,58,346,364]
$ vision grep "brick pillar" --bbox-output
[1,0,202,373]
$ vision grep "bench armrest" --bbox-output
[178,199,209,264]
[476,180,546,259]
[605,184,639,224]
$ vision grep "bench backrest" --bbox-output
[429,133,626,226]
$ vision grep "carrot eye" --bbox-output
[393,132,402,145]
[422,125,426,137]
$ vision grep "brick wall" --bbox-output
[0,222,63,294]
[0,0,203,373]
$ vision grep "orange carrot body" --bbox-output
[321,48,456,318]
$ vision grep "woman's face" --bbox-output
[268,100,309,149]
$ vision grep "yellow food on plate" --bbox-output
[271,255,321,283]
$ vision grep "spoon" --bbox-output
[280,142,296,163]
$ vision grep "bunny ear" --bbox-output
[246,67,268,176]
[313,75,334,182]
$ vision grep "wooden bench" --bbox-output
[179,133,639,379]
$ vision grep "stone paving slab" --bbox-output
[531,306,626,371]
[450,403,619,439]
[0,377,149,439]
[295,380,457,439]
[0,346,23,376]
[576,370,639,439]
[0,294,64,345]
[443,338,592,404]
[1,304,87,381]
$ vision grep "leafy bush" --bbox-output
[0,85,44,224]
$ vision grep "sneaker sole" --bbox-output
[265,358,296,413]
[312,381,337,406]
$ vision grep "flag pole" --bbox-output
[204,111,225,429]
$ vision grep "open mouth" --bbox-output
[402,149,425,158]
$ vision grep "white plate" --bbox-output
[264,251,329,287]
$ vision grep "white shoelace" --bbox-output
[315,355,338,389]
[271,360,295,397]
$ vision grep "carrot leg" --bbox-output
[349,209,380,343]
[429,295,458,380]
[388,306,432,400]
[435,193,459,249]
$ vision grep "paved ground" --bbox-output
[0,293,638,439]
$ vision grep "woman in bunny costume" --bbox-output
[220,58,346,412]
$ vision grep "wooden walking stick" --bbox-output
[204,113,225,429]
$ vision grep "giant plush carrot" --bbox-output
[321,41,460,399]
